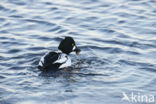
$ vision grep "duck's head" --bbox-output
[58,37,81,55]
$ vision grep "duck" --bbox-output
[38,37,81,71]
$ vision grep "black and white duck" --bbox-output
[38,37,80,71]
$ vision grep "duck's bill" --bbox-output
[75,47,81,56]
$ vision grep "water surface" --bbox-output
[0,0,156,104]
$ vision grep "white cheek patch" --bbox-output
[72,46,76,51]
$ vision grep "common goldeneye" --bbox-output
[38,37,80,71]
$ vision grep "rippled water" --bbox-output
[0,0,156,104]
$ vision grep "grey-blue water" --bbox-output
[0,0,156,104]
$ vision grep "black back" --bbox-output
[43,52,61,71]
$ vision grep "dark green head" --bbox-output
[58,37,80,55]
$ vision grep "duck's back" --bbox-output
[44,52,60,65]
[38,52,61,71]
[38,51,71,71]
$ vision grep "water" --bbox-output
[0,0,156,104]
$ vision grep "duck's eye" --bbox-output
[72,43,75,47]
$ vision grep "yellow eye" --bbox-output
[72,43,75,46]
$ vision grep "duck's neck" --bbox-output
[57,50,69,55]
